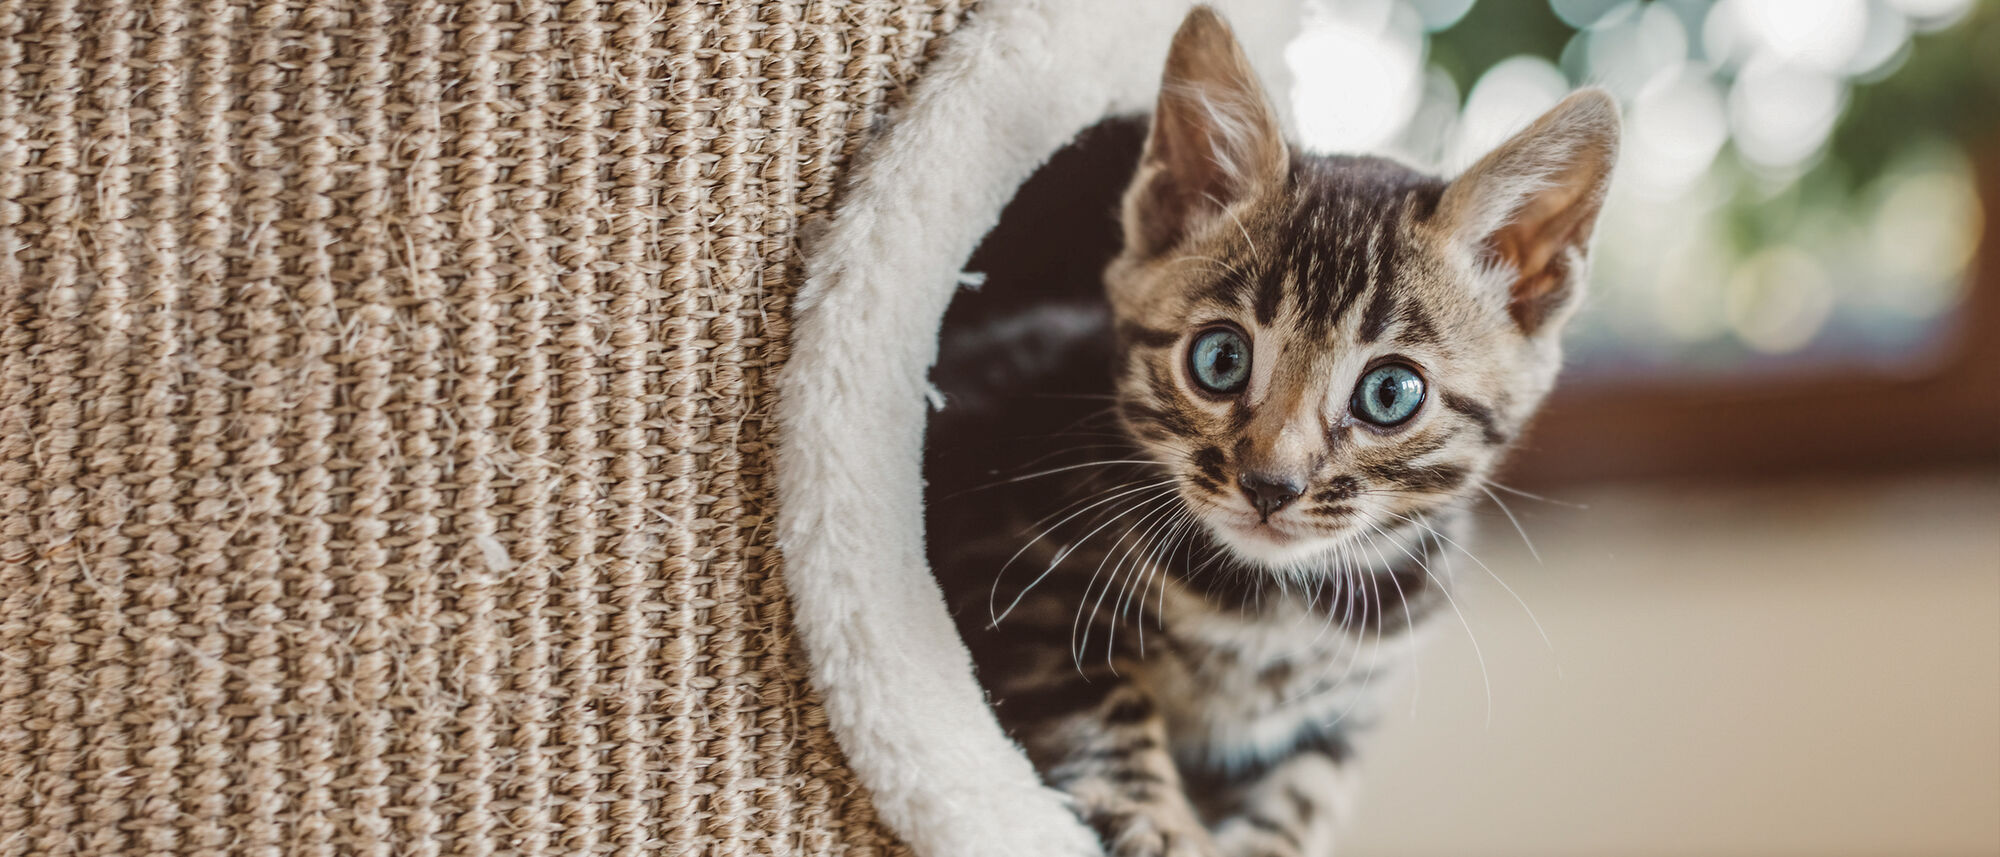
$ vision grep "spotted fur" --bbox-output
[927,8,1617,856]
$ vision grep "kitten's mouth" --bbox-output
[1204,511,1335,569]
[1232,518,1300,545]
[1178,491,1343,569]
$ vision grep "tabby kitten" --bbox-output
[926,7,1618,856]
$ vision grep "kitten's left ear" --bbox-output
[1121,6,1288,261]
[1438,89,1620,334]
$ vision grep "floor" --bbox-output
[1340,473,2000,857]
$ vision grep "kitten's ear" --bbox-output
[1122,6,1287,260]
[1438,89,1619,334]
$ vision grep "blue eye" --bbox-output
[1352,362,1426,426]
[1187,326,1251,395]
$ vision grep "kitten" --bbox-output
[926,7,1617,856]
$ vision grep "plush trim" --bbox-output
[773,3,1294,855]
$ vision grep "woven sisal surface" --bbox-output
[0,0,973,853]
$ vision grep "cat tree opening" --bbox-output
[772,5,1299,856]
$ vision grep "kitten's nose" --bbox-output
[1238,472,1304,520]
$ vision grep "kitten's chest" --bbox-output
[1150,587,1413,766]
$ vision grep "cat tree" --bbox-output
[0,1,1288,855]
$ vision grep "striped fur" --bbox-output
[929,8,1617,856]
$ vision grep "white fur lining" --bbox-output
[773,3,1295,855]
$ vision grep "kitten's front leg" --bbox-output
[1008,678,1219,857]
[1204,739,1358,857]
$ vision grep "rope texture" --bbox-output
[0,0,972,853]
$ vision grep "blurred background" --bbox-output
[1268,1,1998,854]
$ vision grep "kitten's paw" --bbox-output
[1093,812,1218,857]
[1212,818,1307,857]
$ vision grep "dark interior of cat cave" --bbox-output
[920,118,1151,649]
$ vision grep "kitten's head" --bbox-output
[1108,8,1618,572]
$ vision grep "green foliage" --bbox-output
[1429,0,1573,92]
[1429,0,1992,213]
[1827,0,1998,189]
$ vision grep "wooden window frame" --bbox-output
[1507,147,2000,486]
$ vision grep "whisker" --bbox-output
[1103,494,1184,669]
[1480,484,1541,564]
[1488,480,1588,509]
[1336,533,1397,729]
[1018,392,1121,401]
[1018,473,1165,535]
[958,458,1164,496]
[1127,506,1195,658]
[1372,533,1424,718]
[1363,542,1391,717]
[1365,518,1493,729]
[1290,542,1366,715]
[1333,530,1394,712]
[988,478,1178,624]
[1073,489,1184,673]
[1039,405,1125,439]
[1392,510,1555,659]
[1156,512,1204,632]
[1302,539,1350,650]
[1002,441,1146,475]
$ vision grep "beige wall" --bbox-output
[1343,476,2000,857]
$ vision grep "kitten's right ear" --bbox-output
[1437,89,1619,335]
[1122,6,1287,260]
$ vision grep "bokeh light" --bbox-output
[1867,159,1984,317]
[1584,2,1689,99]
[1731,0,1869,72]
[1726,246,1837,353]
[1552,0,1628,28]
[1287,0,1982,369]
[1408,0,1477,30]
[1288,0,1428,154]
[1847,1,1912,77]
[1447,55,1568,170]
[1886,0,1977,30]
[1728,57,1845,170]
[1626,66,1729,194]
